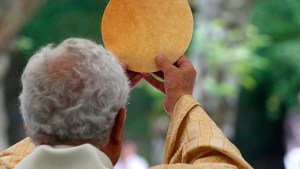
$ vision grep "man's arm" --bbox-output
[151,95,252,169]
[143,56,252,169]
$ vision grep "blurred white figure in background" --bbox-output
[115,141,149,169]
[284,91,300,169]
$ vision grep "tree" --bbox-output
[0,0,42,150]
[251,0,300,118]
[189,0,266,138]
[232,1,300,167]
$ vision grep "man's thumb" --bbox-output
[155,55,173,72]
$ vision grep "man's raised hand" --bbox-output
[143,55,196,116]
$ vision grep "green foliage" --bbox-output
[191,20,268,98]
[138,81,165,120]
[252,0,300,118]
[15,37,35,52]
[235,1,300,164]
[22,0,109,59]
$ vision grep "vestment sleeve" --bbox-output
[0,137,34,169]
[150,95,253,169]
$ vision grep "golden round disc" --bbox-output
[102,0,193,72]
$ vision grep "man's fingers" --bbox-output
[127,70,139,79]
[129,74,142,89]
[155,55,176,72]
[176,56,191,68]
[119,61,128,71]
[142,73,165,94]
[152,71,164,80]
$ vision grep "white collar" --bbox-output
[15,144,114,169]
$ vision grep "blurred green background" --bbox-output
[1,0,300,168]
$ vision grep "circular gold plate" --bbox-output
[102,0,193,72]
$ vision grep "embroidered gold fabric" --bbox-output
[0,137,34,169]
[150,95,252,169]
[0,95,252,169]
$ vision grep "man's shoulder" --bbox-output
[0,137,34,168]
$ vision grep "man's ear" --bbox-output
[111,107,126,143]
[101,107,126,165]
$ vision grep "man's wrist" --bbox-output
[169,94,199,120]
[169,94,194,117]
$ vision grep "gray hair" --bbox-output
[19,38,129,146]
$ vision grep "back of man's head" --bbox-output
[19,38,129,147]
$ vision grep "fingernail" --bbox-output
[120,61,127,68]
[156,55,164,60]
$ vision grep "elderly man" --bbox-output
[0,38,252,169]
